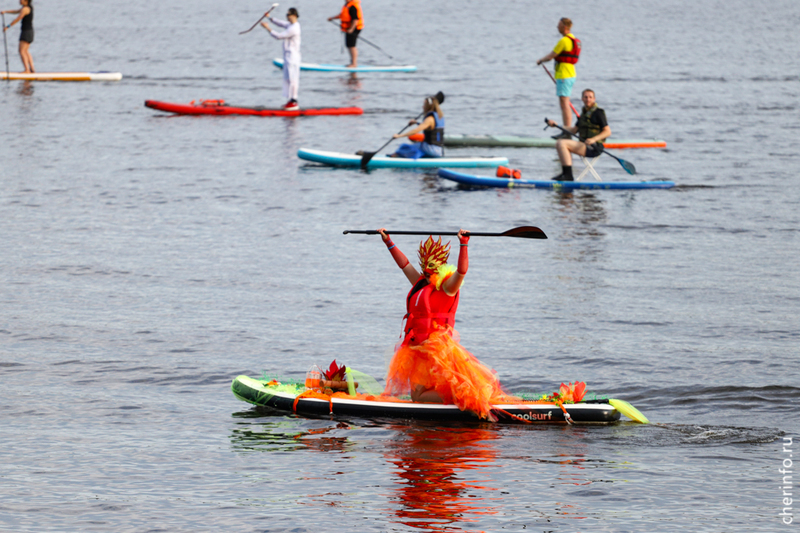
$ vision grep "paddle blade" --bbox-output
[619,158,636,175]
[497,226,547,239]
[609,399,649,424]
[435,91,445,104]
[360,152,376,169]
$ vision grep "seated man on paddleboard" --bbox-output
[389,96,444,159]
[377,228,516,421]
[546,88,610,181]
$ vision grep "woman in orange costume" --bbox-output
[377,228,512,421]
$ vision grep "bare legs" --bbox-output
[411,385,443,403]
[559,95,572,128]
[347,46,358,68]
[19,40,33,73]
[555,138,587,166]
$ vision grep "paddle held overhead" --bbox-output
[343,226,548,240]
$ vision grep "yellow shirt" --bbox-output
[553,33,577,79]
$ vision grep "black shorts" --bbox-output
[20,29,34,44]
[345,29,360,48]
[584,143,604,158]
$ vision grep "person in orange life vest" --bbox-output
[546,88,610,181]
[389,96,444,159]
[2,0,34,73]
[536,17,580,133]
[328,0,363,68]
[377,228,512,421]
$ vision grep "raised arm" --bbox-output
[379,228,421,285]
[441,229,469,296]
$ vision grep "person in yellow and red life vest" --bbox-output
[546,88,610,181]
[536,17,580,134]
[327,0,363,68]
[377,228,516,421]
[389,96,444,159]
[2,0,35,73]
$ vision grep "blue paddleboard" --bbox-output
[298,149,508,169]
[438,169,675,190]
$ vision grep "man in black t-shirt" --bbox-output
[546,89,611,181]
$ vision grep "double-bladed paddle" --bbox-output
[239,3,279,34]
[545,118,637,175]
[359,91,445,169]
[343,226,547,240]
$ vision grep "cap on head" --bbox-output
[418,236,451,274]
[287,7,299,17]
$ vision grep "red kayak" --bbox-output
[144,99,363,117]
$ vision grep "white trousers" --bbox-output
[283,58,300,100]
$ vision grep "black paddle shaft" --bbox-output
[360,92,445,168]
[343,226,547,240]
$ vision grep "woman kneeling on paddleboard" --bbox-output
[390,96,444,159]
[378,228,514,421]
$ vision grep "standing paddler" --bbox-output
[536,17,580,135]
[1,0,34,73]
[327,0,363,68]
[377,228,515,421]
[546,88,611,181]
[262,7,301,110]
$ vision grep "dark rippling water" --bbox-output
[2,0,798,531]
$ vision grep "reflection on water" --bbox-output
[550,191,608,240]
[383,424,500,532]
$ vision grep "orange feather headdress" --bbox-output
[418,236,451,274]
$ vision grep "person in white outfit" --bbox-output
[262,8,301,110]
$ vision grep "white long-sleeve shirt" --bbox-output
[269,18,301,61]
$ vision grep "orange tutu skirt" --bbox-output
[384,328,517,421]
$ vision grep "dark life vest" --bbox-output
[577,104,606,143]
[423,111,445,147]
[555,35,581,65]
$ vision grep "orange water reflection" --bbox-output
[384,424,501,532]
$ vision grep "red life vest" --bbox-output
[340,0,364,31]
[555,35,581,65]
[403,278,459,345]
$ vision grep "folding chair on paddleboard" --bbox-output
[576,155,602,182]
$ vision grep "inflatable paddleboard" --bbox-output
[273,58,416,73]
[0,71,122,81]
[144,99,362,117]
[232,375,624,424]
[298,149,508,169]
[444,134,667,150]
[438,169,675,190]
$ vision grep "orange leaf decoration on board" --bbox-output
[558,381,587,403]
[324,360,347,381]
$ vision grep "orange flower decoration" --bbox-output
[418,236,451,274]
[559,381,587,403]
